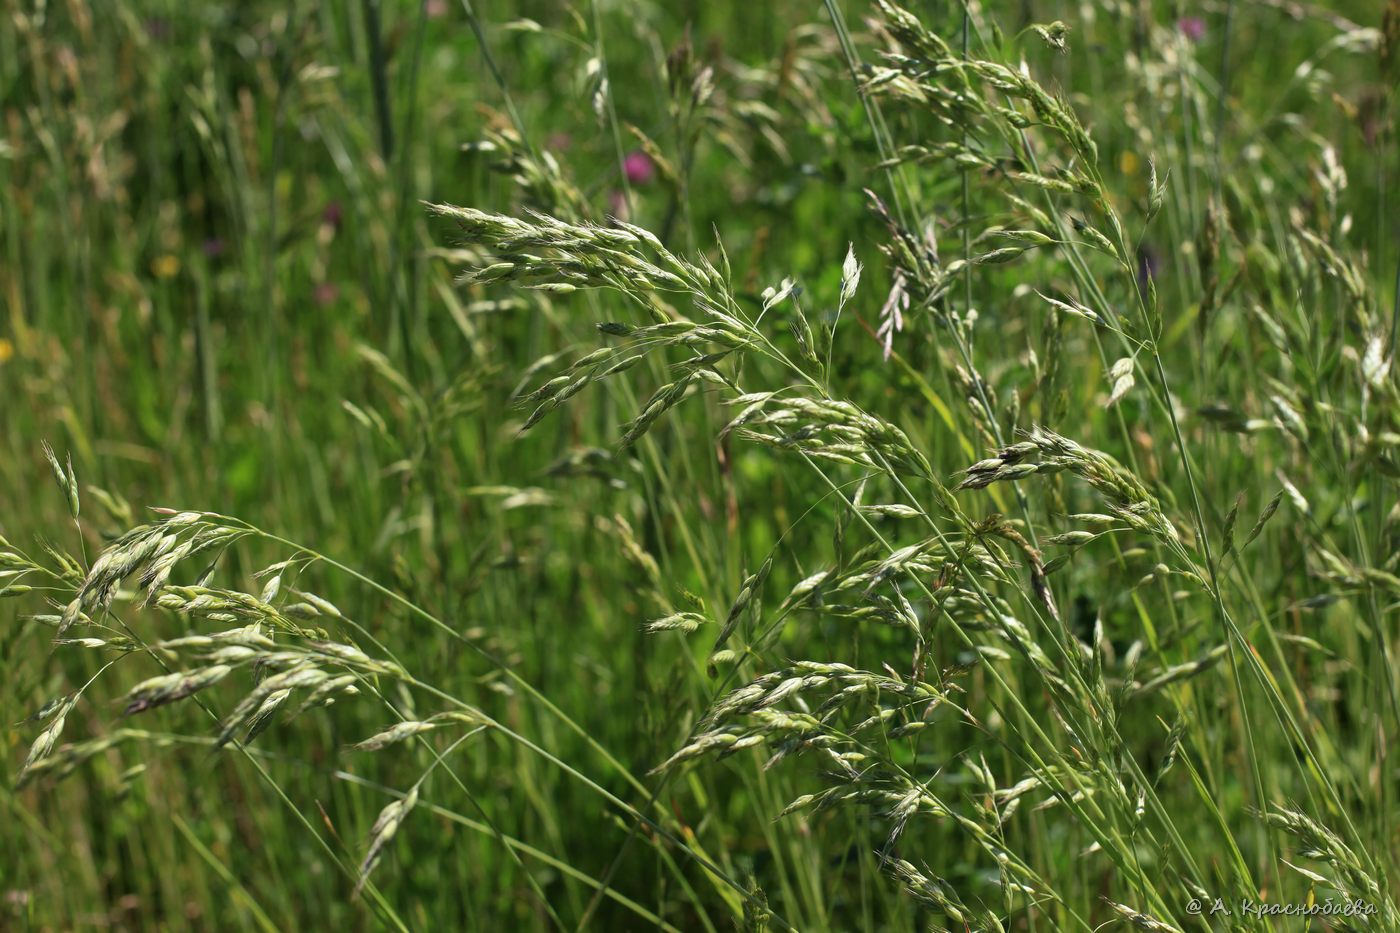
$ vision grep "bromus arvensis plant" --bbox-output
[9,1,1398,929]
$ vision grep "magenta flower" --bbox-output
[1177,16,1205,42]
[322,200,343,229]
[314,282,339,306]
[623,150,655,186]
[608,189,630,221]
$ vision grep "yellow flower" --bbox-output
[0,338,12,363]
[152,254,181,279]
[1119,151,1140,176]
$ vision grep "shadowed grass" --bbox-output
[3,0,1397,929]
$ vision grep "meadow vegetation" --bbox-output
[2,0,1398,929]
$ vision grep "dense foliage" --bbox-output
[2,0,1397,929]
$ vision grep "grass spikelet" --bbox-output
[18,698,73,781]
[356,786,419,898]
[122,666,233,716]
[353,721,438,752]
[6,1,1400,927]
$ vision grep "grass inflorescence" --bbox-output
[3,0,1398,929]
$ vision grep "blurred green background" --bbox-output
[1,3,892,927]
[2,0,1394,929]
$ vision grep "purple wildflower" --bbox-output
[322,200,343,229]
[623,150,655,186]
[608,189,630,221]
[1177,16,1205,42]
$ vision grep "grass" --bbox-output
[2,0,1398,929]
